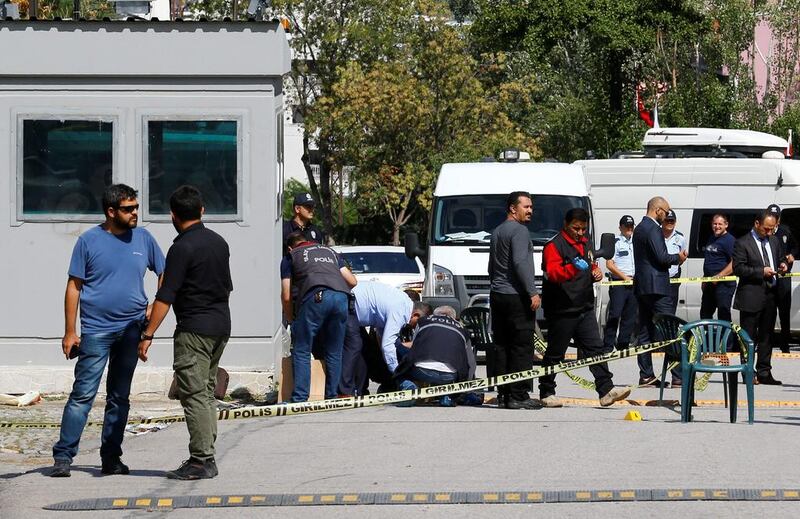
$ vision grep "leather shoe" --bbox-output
[101,457,130,475]
[756,374,782,385]
[638,377,669,388]
[505,397,543,410]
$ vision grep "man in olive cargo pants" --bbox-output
[139,185,233,480]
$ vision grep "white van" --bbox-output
[579,127,800,329]
[405,155,605,317]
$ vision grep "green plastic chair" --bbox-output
[652,314,687,403]
[680,319,755,424]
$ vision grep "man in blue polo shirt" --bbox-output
[49,184,164,478]
[701,214,736,324]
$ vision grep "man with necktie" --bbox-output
[733,210,787,385]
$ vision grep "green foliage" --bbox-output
[188,0,249,19]
[21,0,116,19]
[468,0,799,160]
[314,7,536,244]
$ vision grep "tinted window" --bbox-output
[21,119,113,216]
[341,252,421,274]
[148,120,238,215]
[431,194,590,246]
[690,209,760,257]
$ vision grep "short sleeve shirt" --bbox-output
[703,233,735,276]
[69,226,165,334]
[611,234,635,278]
[664,231,686,278]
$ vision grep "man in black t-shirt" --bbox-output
[138,185,233,481]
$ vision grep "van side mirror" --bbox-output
[404,232,427,264]
[594,233,616,260]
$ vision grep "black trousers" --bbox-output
[636,293,674,379]
[700,281,735,322]
[740,293,778,377]
[540,310,614,398]
[490,291,536,402]
[338,312,370,396]
[775,278,792,347]
[603,285,638,349]
[667,281,680,315]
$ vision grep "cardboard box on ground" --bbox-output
[279,356,326,402]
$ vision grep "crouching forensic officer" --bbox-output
[281,232,358,402]
[138,185,233,480]
[539,208,631,408]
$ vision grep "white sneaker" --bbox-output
[540,395,564,408]
[599,386,632,407]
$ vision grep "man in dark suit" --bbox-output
[733,210,787,385]
[633,197,687,386]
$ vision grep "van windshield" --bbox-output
[431,194,591,246]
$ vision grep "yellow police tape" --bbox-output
[0,336,681,429]
[601,272,800,287]
[534,322,749,394]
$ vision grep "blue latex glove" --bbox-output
[571,256,590,271]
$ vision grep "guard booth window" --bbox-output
[689,209,760,258]
[147,120,239,217]
[19,119,113,219]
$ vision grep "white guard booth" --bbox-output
[0,20,290,394]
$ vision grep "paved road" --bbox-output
[2,355,800,518]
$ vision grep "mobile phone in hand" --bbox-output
[68,344,79,359]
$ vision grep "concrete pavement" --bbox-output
[2,354,800,518]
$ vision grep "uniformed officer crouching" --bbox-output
[281,232,357,403]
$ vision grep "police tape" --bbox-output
[0,337,681,429]
[601,272,800,287]
[601,275,736,287]
[531,324,747,394]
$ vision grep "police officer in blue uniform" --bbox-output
[603,215,637,350]
[662,209,686,314]
[282,193,327,253]
[280,232,357,402]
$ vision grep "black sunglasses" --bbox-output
[116,204,139,214]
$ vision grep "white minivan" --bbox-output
[405,153,612,319]
[579,127,800,330]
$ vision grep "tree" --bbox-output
[466,0,790,161]
[264,0,422,243]
[315,12,536,245]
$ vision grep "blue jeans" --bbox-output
[53,320,141,463]
[291,289,348,402]
[403,366,458,386]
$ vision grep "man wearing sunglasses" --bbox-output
[49,184,165,478]
[632,197,687,387]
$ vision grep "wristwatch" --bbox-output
[140,332,154,341]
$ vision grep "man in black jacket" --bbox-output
[538,208,631,408]
[733,210,787,385]
[633,197,687,386]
